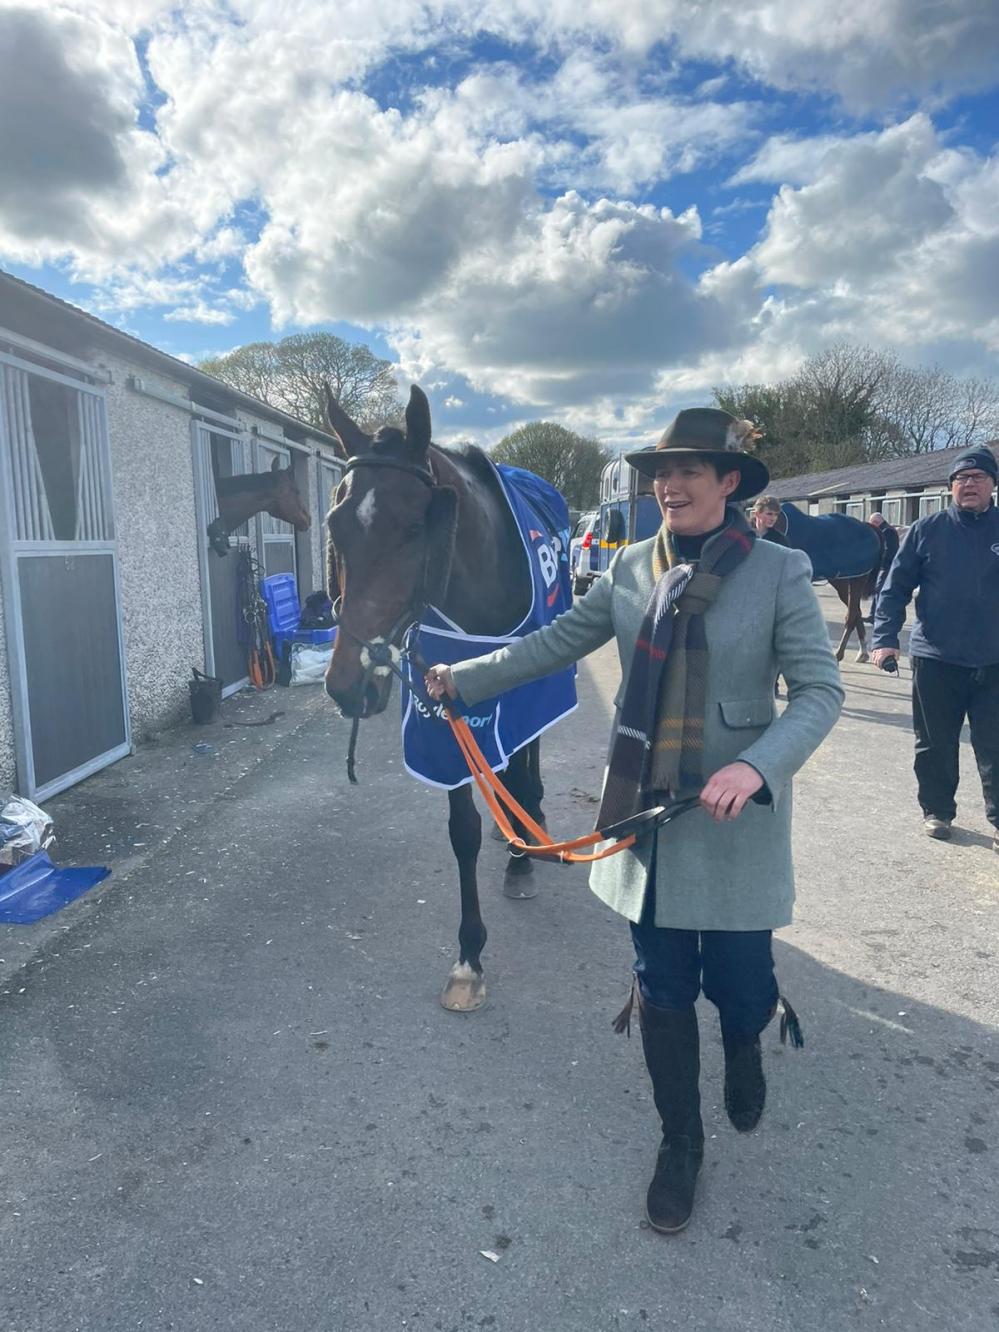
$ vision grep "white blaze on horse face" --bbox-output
[356,488,377,531]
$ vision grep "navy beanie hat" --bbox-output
[948,446,998,483]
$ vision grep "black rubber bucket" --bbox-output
[189,668,222,724]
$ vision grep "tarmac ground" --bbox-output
[1,586,997,1332]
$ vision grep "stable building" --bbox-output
[0,272,345,801]
[765,442,999,527]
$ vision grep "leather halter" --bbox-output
[342,453,436,486]
[330,450,456,778]
[331,451,444,647]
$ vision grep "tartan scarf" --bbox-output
[596,505,755,828]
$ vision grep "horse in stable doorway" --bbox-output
[207,456,311,555]
[322,384,568,1014]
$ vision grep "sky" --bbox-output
[1,0,998,447]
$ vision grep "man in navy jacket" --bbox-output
[872,446,999,850]
[862,512,900,623]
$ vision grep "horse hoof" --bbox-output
[440,963,486,1012]
[855,650,869,664]
[503,879,539,900]
[503,857,538,899]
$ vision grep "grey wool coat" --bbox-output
[450,536,844,931]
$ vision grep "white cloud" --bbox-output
[1,0,997,439]
[727,133,859,187]
[163,302,236,325]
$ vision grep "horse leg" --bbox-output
[489,740,547,842]
[853,582,870,663]
[831,579,851,662]
[500,742,544,900]
[441,784,488,1012]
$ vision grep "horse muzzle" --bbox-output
[325,658,396,718]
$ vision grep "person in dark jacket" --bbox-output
[862,512,900,623]
[751,495,789,546]
[872,446,999,850]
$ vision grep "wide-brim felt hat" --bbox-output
[624,407,770,501]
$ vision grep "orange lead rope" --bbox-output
[336,628,699,853]
[444,708,698,863]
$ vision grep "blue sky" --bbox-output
[1,1,998,446]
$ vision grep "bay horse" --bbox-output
[322,384,547,1014]
[207,457,311,555]
[776,504,881,663]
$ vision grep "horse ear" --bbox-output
[323,381,371,460]
[405,385,432,457]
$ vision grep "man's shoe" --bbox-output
[923,816,952,840]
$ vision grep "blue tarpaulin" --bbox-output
[0,851,110,924]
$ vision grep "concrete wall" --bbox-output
[96,350,206,743]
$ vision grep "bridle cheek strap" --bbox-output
[420,485,458,609]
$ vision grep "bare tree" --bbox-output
[716,343,999,476]
[199,333,403,432]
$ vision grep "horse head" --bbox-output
[264,456,311,532]
[324,383,454,718]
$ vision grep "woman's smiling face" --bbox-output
[653,457,741,535]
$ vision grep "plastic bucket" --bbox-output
[189,668,222,724]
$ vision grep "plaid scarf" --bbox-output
[596,505,755,828]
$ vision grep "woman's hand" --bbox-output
[425,663,457,701]
[699,761,764,822]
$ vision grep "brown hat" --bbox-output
[624,407,769,501]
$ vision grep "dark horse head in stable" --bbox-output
[207,457,311,556]
[323,385,459,719]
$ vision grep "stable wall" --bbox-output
[97,350,206,743]
[0,318,341,794]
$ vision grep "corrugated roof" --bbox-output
[0,270,342,447]
[765,440,999,500]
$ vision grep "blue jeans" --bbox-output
[630,884,779,1040]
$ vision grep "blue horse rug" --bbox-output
[401,463,577,789]
[781,505,881,581]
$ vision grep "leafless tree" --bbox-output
[199,333,403,432]
[716,343,999,476]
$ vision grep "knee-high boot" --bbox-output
[638,997,704,1234]
[721,1026,766,1132]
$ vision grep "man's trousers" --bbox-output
[912,656,999,828]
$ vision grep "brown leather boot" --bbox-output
[638,998,704,1233]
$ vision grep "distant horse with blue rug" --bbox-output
[322,385,575,1012]
[777,505,881,662]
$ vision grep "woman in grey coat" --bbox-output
[426,408,843,1234]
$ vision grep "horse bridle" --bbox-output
[328,452,450,779]
[330,452,438,659]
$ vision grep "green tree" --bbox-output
[198,332,403,432]
[491,422,610,509]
